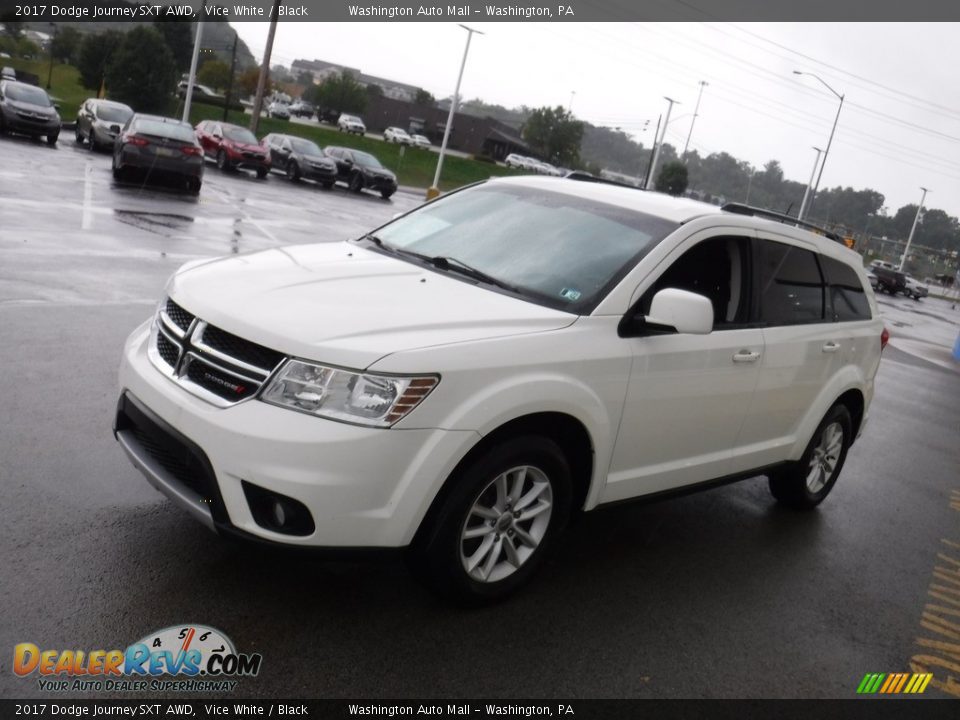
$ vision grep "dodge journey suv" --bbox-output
[114,176,884,602]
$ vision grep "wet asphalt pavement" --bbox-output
[1,133,959,700]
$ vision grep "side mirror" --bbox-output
[109,124,120,133]
[645,288,714,335]
[54,103,60,112]
[213,132,222,140]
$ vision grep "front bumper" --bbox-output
[2,107,59,136]
[302,163,337,183]
[363,173,398,192]
[115,322,478,548]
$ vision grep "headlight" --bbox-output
[261,359,438,428]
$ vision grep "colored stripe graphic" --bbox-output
[857,673,932,694]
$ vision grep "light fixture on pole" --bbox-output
[427,24,483,200]
[682,80,707,159]
[646,96,679,190]
[793,70,844,220]
[899,187,929,271]
[798,146,823,220]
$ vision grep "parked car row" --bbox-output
[504,153,564,176]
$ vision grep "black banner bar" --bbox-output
[2,0,960,23]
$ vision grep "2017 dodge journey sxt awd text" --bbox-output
[114,176,884,602]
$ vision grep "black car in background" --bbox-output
[0,80,61,145]
[112,114,204,194]
[324,146,398,199]
[76,98,134,151]
[262,133,337,188]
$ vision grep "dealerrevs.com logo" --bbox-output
[13,624,262,693]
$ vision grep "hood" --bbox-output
[9,100,56,117]
[227,140,266,154]
[167,242,575,369]
[363,165,396,180]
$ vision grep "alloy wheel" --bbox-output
[806,421,843,493]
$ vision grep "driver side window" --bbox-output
[639,236,752,330]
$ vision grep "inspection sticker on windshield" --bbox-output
[559,288,582,302]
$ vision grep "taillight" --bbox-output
[880,326,890,351]
[181,145,202,156]
[124,134,149,147]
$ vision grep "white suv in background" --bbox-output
[114,177,884,602]
[383,126,412,144]
[337,113,366,135]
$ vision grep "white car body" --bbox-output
[504,153,532,169]
[115,176,884,599]
[267,102,291,120]
[337,114,366,134]
[383,127,412,144]
[903,275,929,299]
[410,134,431,149]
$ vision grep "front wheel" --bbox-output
[286,162,300,182]
[256,167,268,179]
[349,172,364,193]
[216,150,230,172]
[407,435,573,604]
[768,404,852,510]
[46,132,58,146]
[381,189,395,200]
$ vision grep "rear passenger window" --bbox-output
[757,240,825,325]
[821,256,871,321]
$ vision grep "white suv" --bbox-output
[383,126,412,144]
[337,113,366,135]
[114,177,885,602]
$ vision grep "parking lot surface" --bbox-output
[1,135,959,699]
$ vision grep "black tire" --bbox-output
[349,172,364,193]
[407,435,573,604]
[256,167,268,179]
[321,181,334,190]
[216,150,230,172]
[381,189,395,200]
[186,177,201,195]
[46,132,58,146]
[75,126,83,144]
[286,161,301,182]
[768,404,852,510]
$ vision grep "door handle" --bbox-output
[732,350,761,363]
[822,342,841,353]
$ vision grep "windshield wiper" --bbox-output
[426,256,520,293]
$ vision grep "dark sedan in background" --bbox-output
[262,133,337,188]
[0,80,61,145]
[324,146,397,199]
[75,98,134,152]
[112,114,204,194]
[195,120,270,177]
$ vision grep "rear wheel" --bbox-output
[286,162,301,182]
[349,172,364,193]
[216,150,230,172]
[768,404,852,510]
[186,177,201,195]
[407,435,573,604]
[256,167,268,179]
[321,181,334,190]
[75,126,83,144]
[381,189,395,200]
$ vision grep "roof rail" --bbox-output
[721,203,843,243]
[564,171,643,191]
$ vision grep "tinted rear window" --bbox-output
[134,119,196,143]
[821,256,871,321]
[757,240,825,325]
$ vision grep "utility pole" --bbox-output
[428,24,483,200]
[647,97,678,191]
[223,30,238,122]
[182,2,206,123]
[899,187,929,272]
[798,146,823,220]
[643,114,662,189]
[250,0,283,135]
[682,80,707,159]
[568,90,576,114]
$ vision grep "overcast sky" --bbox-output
[233,22,960,219]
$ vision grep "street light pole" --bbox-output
[428,24,483,200]
[46,23,57,89]
[647,96,678,190]
[682,80,707,159]
[899,187,929,272]
[793,70,844,220]
[568,90,576,114]
[798,146,823,220]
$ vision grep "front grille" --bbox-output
[185,356,258,401]
[242,152,262,160]
[129,423,207,496]
[149,297,285,407]
[201,325,284,370]
[165,298,194,332]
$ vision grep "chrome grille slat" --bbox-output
[147,298,285,406]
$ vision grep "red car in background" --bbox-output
[195,120,270,177]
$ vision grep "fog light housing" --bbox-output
[242,481,315,536]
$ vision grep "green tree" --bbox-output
[308,71,366,115]
[197,59,231,92]
[237,66,270,98]
[655,161,689,196]
[153,19,194,74]
[365,83,383,99]
[51,27,83,64]
[77,30,123,91]
[414,88,436,106]
[522,105,584,166]
[104,27,176,113]
[16,37,39,59]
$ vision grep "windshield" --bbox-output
[290,138,323,156]
[6,84,51,107]
[134,119,196,143]
[352,151,382,168]
[223,126,258,143]
[96,104,132,122]
[371,184,677,313]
